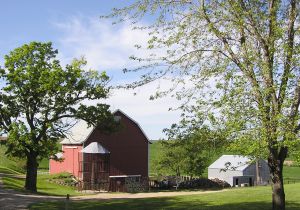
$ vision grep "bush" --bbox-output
[178,178,230,189]
[49,172,78,186]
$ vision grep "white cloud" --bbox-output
[108,81,182,140]
[54,16,151,71]
[53,16,182,139]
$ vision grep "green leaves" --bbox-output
[0,42,115,160]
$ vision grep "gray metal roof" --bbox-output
[60,109,150,145]
[208,155,251,171]
[60,120,93,145]
[80,142,110,154]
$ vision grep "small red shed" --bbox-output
[49,110,151,192]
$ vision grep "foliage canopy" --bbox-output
[107,1,300,209]
[0,42,116,191]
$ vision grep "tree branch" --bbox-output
[290,79,300,120]
[201,0,265,111]
[278,0,297,109]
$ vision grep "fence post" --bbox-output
[65,194,70,210]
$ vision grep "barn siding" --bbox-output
[243,160,269,185]
[49,144,83,177]
[208,168,243,186]
[84,110,149,177]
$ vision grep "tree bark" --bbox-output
[25,151,38,192]
[269,158,285,210]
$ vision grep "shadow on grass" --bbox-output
[2,175,80,196]
[29,197,300,210]
[147,187,224,193]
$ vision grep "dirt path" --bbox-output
[0,173,226,209]
[72,189,227,201]
[0,173,63,210]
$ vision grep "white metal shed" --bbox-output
[208,155,269,186]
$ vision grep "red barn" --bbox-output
[49,110,150,192]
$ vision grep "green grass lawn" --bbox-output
[29,183,300,210]
[0,166,81,196]
[283,166,300,183]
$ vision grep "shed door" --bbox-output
[235,178,239,186]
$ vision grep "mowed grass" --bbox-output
[29,183,300,210]
[0,166,81,196]
[283,166,300,183]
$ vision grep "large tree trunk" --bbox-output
[269,158,285,210]
[25,151,38,192]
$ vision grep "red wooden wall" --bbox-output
[49,110,149,179]
[85,110,149,177]
[49,145,83,178]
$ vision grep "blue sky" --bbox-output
[0,0,181,139]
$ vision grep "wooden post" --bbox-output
[65,194,70,210]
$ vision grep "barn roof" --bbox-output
[208,155,252,171]
[81,142,110,154]
[60,120,94,145]
[60,109,150,145]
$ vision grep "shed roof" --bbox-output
[80,142,110,154]
[208,155,252,171]
[60,109,150,145]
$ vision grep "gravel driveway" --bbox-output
[0,173,63,210]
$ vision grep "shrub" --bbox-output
[178,178,230,189]
[49,172,78,186]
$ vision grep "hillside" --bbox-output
[0,144,26,173]
[1,140,299,182]
[0,144,49,172]
[149,140,300,182]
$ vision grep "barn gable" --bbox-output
[113,109,151,144]
[59,109,151,145]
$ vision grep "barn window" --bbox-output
[114,116,121,122]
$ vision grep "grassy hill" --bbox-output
[149,140,300,182]
[1,140,299,182]
[149,140,164,176]
[149,140,224,177]
[0,143,58,171]
[0,144,26,173]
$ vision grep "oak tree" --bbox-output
[0,42,115,192]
